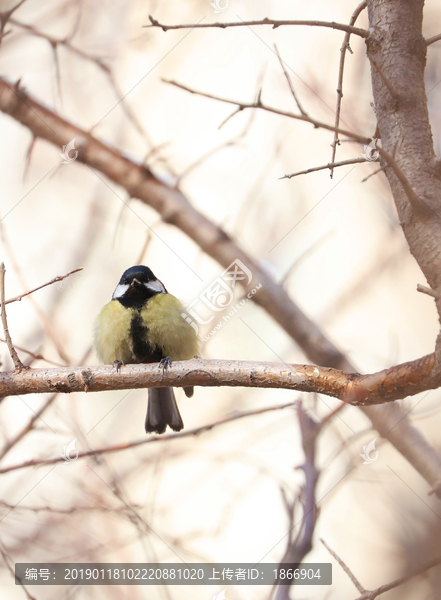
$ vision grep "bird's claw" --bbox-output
[159,356,172,372]
[113,359,125,373]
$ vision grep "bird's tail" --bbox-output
[145,388,184,434]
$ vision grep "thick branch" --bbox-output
[145,15,368,38]
[366,1,441,372]
[0,355,438,406]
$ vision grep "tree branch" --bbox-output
[280,158,368,180]
[144,15,368,38]
[163,78,369,143]
[164,79,425,209]
[0,355,438,405]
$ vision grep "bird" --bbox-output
[94,265,199,434]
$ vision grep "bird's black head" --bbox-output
[112,265,167,308]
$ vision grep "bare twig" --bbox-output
[322,538,441,599]
[330,1,367,178]
[0,263,25,371]
[353,556,441,599]
[361,166,385,182]
[0,400,299,474]
[274,44,307,116]
[163,78,369,143]
[4,268,83,305]
[417,284,439,299]
[145,15,368,38]
[9,18,156,150]
[0,0,27,39]
[165,79,425,211]
[280,157,367,179]
[321,539,365,593]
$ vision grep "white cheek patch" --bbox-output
[112,283,130,299]
[145,280,166,294]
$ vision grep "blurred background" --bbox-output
[1,0,441,598]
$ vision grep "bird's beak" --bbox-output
[131,278,142,287]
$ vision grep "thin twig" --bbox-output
[164,79,426,210]
[330,1,367,178]
[321,539,366,593]
[274,44,307,116]
[0,263,25,371]
[5,268,83,305]
[361,166,385,183]
[353,555,441,599]
[0,401,299,474]
[280,157,367,179]
[417,284,439,299]
[162,78,368,143]
[9,18,159,155]
[145,15,369,38]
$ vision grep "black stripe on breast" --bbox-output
[130,312,163,363]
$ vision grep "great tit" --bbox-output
[94,265,199,434]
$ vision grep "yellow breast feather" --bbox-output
[94,300,134,364]
[139,293,199,360]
